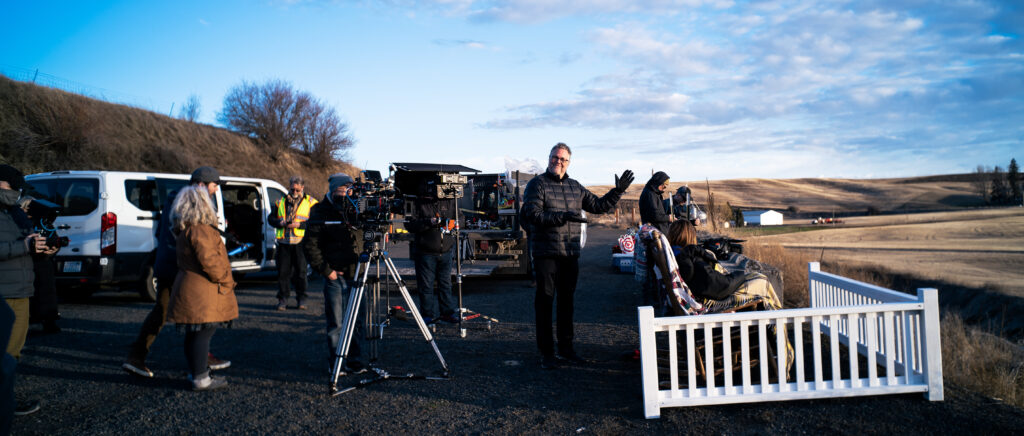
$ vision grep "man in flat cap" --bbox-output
[304,173,367,374]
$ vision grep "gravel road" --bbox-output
[10,227,1024,435]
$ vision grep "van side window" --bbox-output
[62,179,100,216]
[125,180,159,211]
[156,179,189,212]
[23,179,57,204]
[268,187,286,211]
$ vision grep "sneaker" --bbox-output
[276,299,287,311]
[440,313,461,324]
[296,300,308,310]
[540,355,559,370]
[122,359,154,378]
[556,350,588,365]
[14,400,41,416]
[421,316,437,325]
[192,376,229,391]
[208,353,231,371]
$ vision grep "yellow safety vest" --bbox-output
[276,195,317,243]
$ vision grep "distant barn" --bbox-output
[742,209,784,226]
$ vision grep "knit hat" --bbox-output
[0,165,25,190]
[328,173,354,193]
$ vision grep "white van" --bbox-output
[23,171,289,301]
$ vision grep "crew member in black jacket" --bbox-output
[638,171,672,234]
[303,173,367,373]
[521,143,633,369]
[404,181,459,324]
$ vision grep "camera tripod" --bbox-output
[329,239,450,396]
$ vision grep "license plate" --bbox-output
[63,261,82,273]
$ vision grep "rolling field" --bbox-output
[751,208,1024,297]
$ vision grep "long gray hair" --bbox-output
[171,184,218,231]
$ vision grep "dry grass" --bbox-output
[941,312,1024,408]
[0,75,358,196]
[739,243,1024,409]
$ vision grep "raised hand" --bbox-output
[614,169,635,192]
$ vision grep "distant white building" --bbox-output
[742,209,784,226]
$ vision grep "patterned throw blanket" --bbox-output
[638,225,793,370]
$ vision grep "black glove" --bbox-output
[563,211,588,223]
[614,169,635,192]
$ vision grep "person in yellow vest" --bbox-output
[269,176,317,311]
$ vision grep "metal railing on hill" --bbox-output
[1,65,175,115]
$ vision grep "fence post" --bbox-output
[808,262,820,307]
[921,288,942,401]
[918,288,943,401]
[638,306,660,418]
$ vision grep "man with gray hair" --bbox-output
[303,173,367,373]
[521,143,633,369]
[269,175,317,310]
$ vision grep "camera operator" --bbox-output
[18,197,61,334]
[1,164,47,416]
[521,143,633,370]
[404,180,459,324]
[303,173,367,374]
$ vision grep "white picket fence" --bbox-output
[639,262,943,419]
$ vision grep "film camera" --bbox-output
[350,170,404,244]
[429,173,468,199]
[24,198,70,249]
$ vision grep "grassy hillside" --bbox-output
[0,75,358,197]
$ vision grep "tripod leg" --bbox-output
[330,261,369,390]
[382,256,450,376]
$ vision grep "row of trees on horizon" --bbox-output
[974,158,1022,205]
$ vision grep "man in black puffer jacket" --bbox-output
[304,173,367,373]
[404,181,458,324]
[521,143,633,369]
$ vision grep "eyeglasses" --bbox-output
[549,156,570,164]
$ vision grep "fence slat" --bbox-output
[723,321,733,392]
[795,317,805,390]
[813,316,823,390]
[668,326,679,398]
[759,321,769,393]
[849,313,860,388]
[777,318,787,391]
[830,314,841,386]
[741,321,752,394]
[884,311,897,386]
[866,312,878,387]
[704,324,716,394]
[687,324,697,398]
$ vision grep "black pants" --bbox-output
[275,243,308,302]
[534,256,579,357]
[30,256,59,324]
[184,326,217,378]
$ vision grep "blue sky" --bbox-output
[2,0,1021,184]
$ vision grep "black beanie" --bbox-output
[0,165,25,190]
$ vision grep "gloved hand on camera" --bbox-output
[614,169,635,193]
[563,211,588,223]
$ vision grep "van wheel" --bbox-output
[138,264,158,302]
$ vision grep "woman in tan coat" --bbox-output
[166,184,238,391]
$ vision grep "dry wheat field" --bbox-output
[753,208,1024,296]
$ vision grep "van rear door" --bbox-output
[24,175,103,260]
